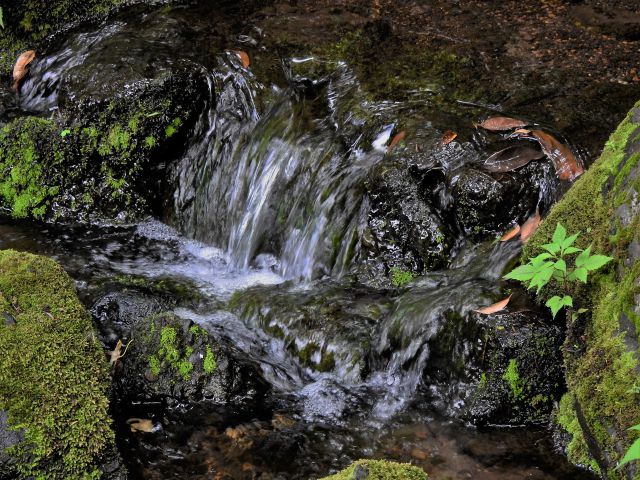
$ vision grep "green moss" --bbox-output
[390,268,415,288]
[0,250,114,478]
[527,101,640,475]
[203,345,217,374]
[502,358,525,400]
[320,459,428,480]
[317,350,336,372]
[148,354,161,376]
[165,117,183,138]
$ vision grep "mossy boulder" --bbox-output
[0,250,123,479]
[524,102,640,477]
[0,63,206,220]
[116,312,269,409]
[319,459,428,480]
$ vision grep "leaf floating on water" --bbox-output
[520,210,541,243]
[12,50,36,91]
[500,224,521,242]
[474,294,512,314]
[530,130,583,181]
[481,145,545,173]
[440,130,457,146]
[387,131,406,152]
[236,51,250,68]
[127,418,155,433]
[476,116,528,132]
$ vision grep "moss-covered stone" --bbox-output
[0,250,118,479]
[319,459,428,480]
[524,102,640,478]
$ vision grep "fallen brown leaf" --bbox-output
[127,418,155,433]
[387,131,406,152]
[500,224,521,242]
[481,145,545,173]
[109,340,123,367]
[12,50,36,92]
[236,51,250,68]
[474,294,512,314]
[530,130,583,181]
[476,116,528,132]
[520,210,541,243]
[440,130,457,146]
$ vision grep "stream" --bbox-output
[0,0,617,478]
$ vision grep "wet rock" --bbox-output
[361,158,456,279]
[117,312,269,409]
[461,311,564,425]
[229,280,391,383]
[450,160,554,238]
[0,411,22,479]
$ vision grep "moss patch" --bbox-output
[320,459,428,480]
[0,250,114,479]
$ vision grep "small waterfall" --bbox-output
[172,58,384,280]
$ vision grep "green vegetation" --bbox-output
[502,359,524,400]
[203,345,217,374]
[390,267,415,288]
[0,250,114,478]
[506,223,612,319]
[320,459,428,480]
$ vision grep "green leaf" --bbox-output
[545,296,564,319]
[504,264,537,282]
[630,424,640,432]
[568,267,588,283]
[0,7,4,29]
[563,246,582,255]
[60,129,71,138]
[575,246,592,267]
[541,243,560,255]
[553,258,567,273]
[552,223,567,245]
[618,438,640,468]
[581,254,613,271]
[561,232,580,252]
[529,263,554,293]
[530,253,553,267]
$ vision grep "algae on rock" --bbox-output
[0,250,120,479]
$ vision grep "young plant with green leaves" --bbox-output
[504,223,612,319]
[618,424,640,469]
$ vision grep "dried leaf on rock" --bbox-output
[109,340,123,366]
[440,130,457,146]
[476,116,528,132]
[500,224,521,241]
[387,131,406,152]
[481,145,545,173]
[236,51,250,68]
[474,294,512,314]
[12,50,36,91]
[520,210,541,243]
[127,418,155,433]
[530,130,584,181]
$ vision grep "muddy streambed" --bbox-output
[2,0,640,478]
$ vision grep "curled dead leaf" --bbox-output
[127,418,155,433]
[500,224,521,242]
[481,145,545,173]
[387,131,406,152]
[520,210,541,243]
[476,116,528,132]
[235,51,250,68]
[12,50,36,92]
[530,130,584,181]
[474,294,512,314]
[109,339,123,366]
[440,130,457,146]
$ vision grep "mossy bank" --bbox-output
[0,250,122,479]
[524,102,640,478]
